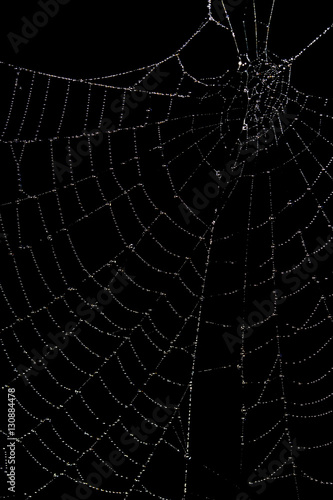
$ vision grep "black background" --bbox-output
[0,2,332,500]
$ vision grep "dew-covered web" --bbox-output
[1,1,333,499]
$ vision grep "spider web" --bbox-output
[1,1,333,499]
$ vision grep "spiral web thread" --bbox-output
[1,1,333,498]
